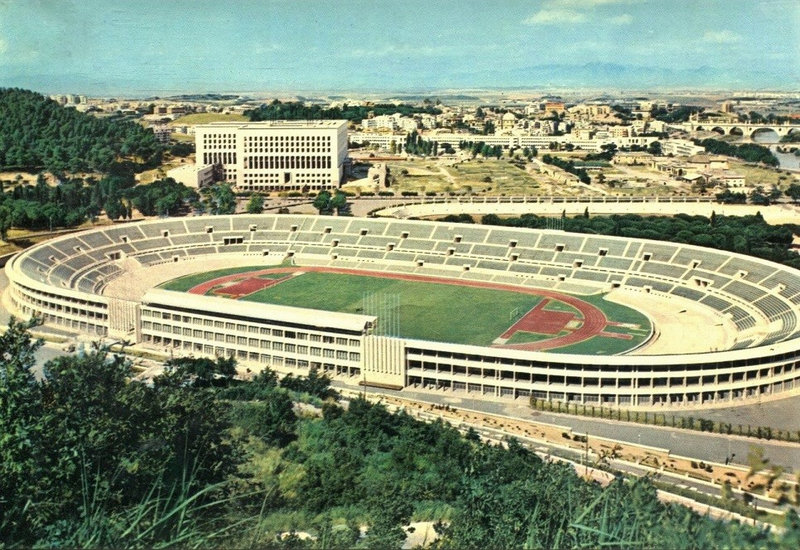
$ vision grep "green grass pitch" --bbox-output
[242,272,542,346]
[159,268,652,353]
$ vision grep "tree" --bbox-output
[169,142,193,157]
[646,141,662,156]
[0,318,44,542]
[246,192,264,214]
[0,203,11,241]
[202,183,236,215]
[161,356,237,388]
[103,195,125,220]
[330,191,348,215]
[785,183,800,203]
[313,190,332,214]
[0,318,242,546]
[128,177,198,217]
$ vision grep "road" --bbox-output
[377,393,792,523]
[336,383,800,471]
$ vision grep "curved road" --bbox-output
[346,383,800,471]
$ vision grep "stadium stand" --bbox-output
[5,214,799,409]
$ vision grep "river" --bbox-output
[751,130,799,170]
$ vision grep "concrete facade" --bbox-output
[5,215,800,407]
[195,120,348,192]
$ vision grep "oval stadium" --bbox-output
[4,214,800,409]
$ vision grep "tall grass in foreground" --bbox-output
[30,461,268,549]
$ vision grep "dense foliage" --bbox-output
[405,130,439,156]
[697,138,779,166]
[0,320,237,546]
[541,153,591,184]
[247,100,441,124]
[0,88,162,173]
[458,140,504,158]
[480,212,800,270]
[0,89,200,232]
[1,320,796,548]
[312,189,349,215]
[651,105,703,123]
[0,175,198,235]
[127,177,199,217]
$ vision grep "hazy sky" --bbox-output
[1,0,798,95]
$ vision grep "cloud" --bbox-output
[524,9,587,25]
[341,44,447,59]
[702,30,741,44]
[556,0,642,5]
[524,0,641,26]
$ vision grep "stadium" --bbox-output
[4,214,800,409]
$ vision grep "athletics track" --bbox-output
[186,266,613,352]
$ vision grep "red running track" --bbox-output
[499,299,576,339]
[186,266,610,351]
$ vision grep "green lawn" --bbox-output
[242,272,542,346]
[543,300,580,315]
[384,158,549,195]
[159,269,651,353]
[170,112,248,125]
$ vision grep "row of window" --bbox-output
[203,152,237,164]
[244,155,333,170]
[140,337,361,373]
[245,135,332,142]
[240,183,333,191]
[140,309,359,346]
[244,146,332,153]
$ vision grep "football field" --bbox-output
[160,267,651,353]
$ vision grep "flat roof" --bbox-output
[196,120,347,130]
[142,288,375,333]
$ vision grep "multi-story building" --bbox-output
[151,125,172,145]
[348,131,408,152]
[661,138,706,157]
[361,113,418,133]
[195,120,348,192]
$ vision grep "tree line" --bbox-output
[247,99,441,124]
[0,88,162,173]
[696,138,779,166]
[541,153,591,184]
[458,140,504,158]
[405,130,439,156]
[472,212,800,270]
[0,174,199,239]
[1,319,796,548]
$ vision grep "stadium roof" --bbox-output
[142,288,376,333]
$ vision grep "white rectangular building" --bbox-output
[195,120,348,192]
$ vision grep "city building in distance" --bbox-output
[195,120,348,192]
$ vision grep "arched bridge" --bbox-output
[682,121,799,139]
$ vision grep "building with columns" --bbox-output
[195,120,348,192]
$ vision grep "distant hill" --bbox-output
[0,88,162,174]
